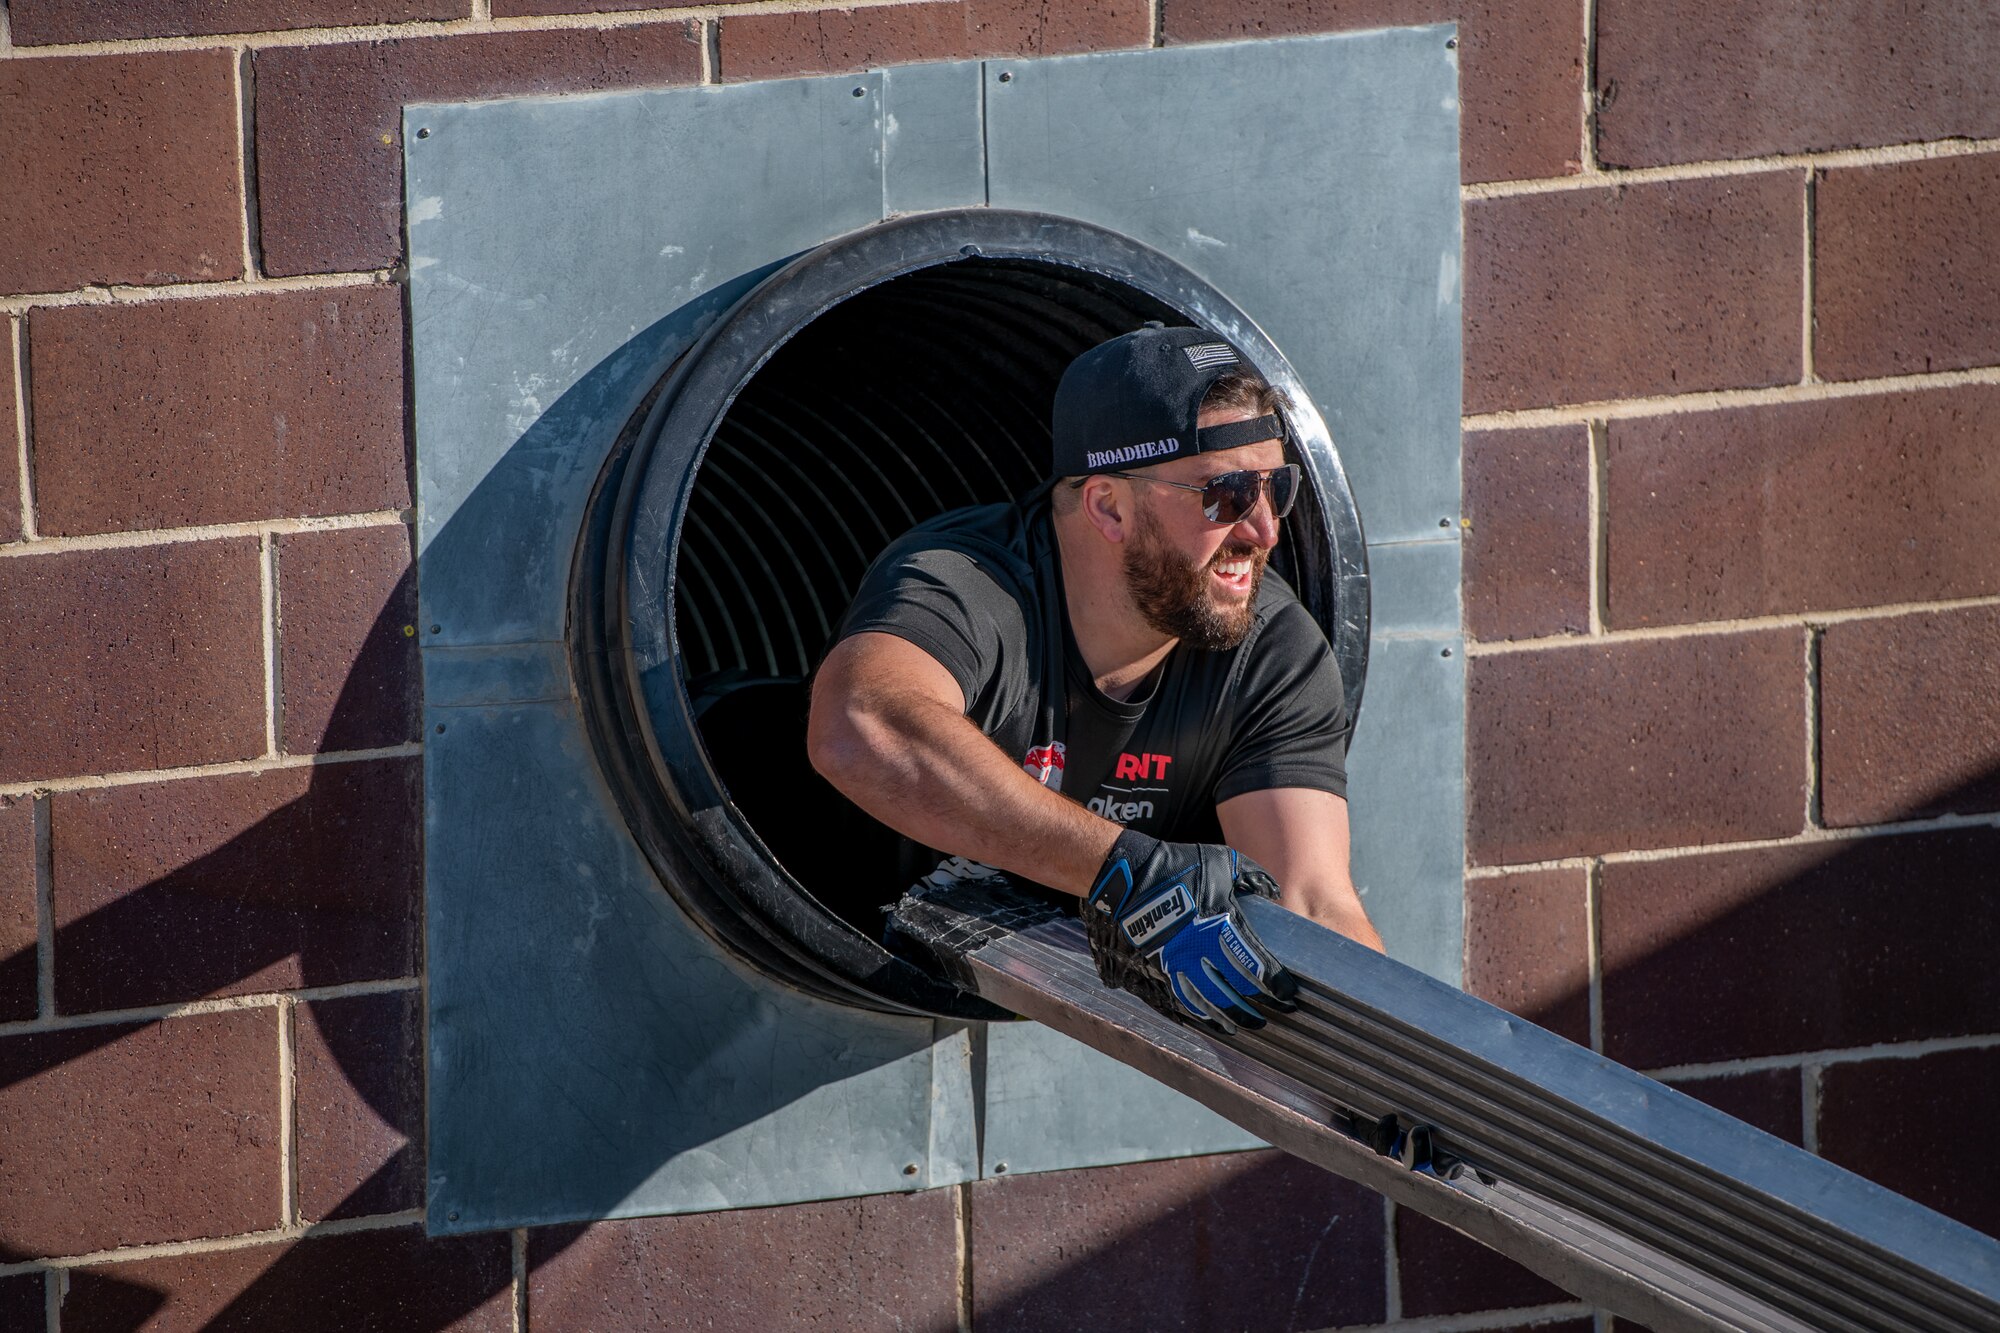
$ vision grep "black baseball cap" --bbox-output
[1050,323,1282,481]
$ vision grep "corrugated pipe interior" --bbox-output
[572,210,1369,1017]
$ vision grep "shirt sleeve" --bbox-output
[1213,598,1350,803]
[834,539,1026,713]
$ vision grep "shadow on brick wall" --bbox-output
[3,618,1996,1325]
[1570,809,2000,1241]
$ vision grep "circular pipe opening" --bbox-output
[574,210,1368,1017]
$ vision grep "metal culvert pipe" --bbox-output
[572,210,1369,1016]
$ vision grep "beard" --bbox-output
[1120,500,1268,650]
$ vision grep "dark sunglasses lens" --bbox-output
[1204,466,1301,523]
[1268,464,1301,519]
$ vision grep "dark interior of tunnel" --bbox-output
[676,259,1213,938]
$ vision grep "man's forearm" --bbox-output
[810,678,1118,896]
[1282,879,1384,952]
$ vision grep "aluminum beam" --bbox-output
[891,884,2000,1333]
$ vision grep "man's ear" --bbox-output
[1079,476,1133,544]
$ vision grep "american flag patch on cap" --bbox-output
[1183,342,1238,370]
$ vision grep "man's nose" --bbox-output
[1232,495,1281,548]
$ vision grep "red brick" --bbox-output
[0,797,36,1023]
[1397,1207,1570,1316]
[1465,173,1802,414]
[1816,153,2000,382]
[254,26,703,276]
[10,0,457,43]
[1818,1046,2000,1238]
[0,327,20,546]
[1467,630,1807,866]
[1465,866,1589,1045]
[0,541,264,785]
[1604,387,2000,627]
[1165,0,1585,184]
[279,526,418,754]
[1820,606,2000,828]
[1463,423,1590,642]
[1600,829,2000,1068]
[528,1189,958,1332]
[496,0,744,12]
[0,1274,45,1328]
[721,0,1148,82]
[0,52,242,293]
[50,759,420,1013]
[296,990,422,1221]
[59,1227,513,1332]
[1595,1,2000,169]
[1666,1068,1803,1145]
[28,289,408,536]
[0,1010,278,1257]
[970,1151,1385,1332]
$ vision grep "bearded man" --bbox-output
[808,324,1381,1034]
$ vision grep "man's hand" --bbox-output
[1084,829,1297,1033]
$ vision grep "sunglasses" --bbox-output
[1101,463,1302,525]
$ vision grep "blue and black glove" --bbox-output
[1084,829,1298,1034]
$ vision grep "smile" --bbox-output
[1211,556,1257,589]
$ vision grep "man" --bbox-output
[808,324,1382,1034]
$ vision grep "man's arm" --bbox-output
[1217,788,1384,952]
[807,631,1120,896]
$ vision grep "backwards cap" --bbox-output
[1049,323,1281,481]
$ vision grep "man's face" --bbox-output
[1118,429,1287,651]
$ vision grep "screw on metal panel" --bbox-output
[997,71,1013,83]
[416,127,431,139]
[903,1163,919,1176]
[1445,38,1457,50]
[1439,517,1451,527]
[993,1162,1008,1173]
[852,86,866,97]
[436,723,447,733]
[430,624,442,634]
[1441,648,1453,658]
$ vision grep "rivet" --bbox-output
[1445,37,1458,50]
[902,1163,919,1176]
[1439,517,1451,528]
[997,71,1013,83]
[993,1162,1009,1173]
[1441,648,1453,658]
[416,127,431,139]
[852,86,866,98]
[447,1210,459,1221]
[430,624,442,634]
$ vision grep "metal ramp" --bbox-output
[892,884,2000,1333]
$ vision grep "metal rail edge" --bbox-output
[889,884,2000,1333]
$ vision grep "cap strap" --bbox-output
[1194,413,1282,452]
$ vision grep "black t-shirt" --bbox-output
[834,498,1349,890]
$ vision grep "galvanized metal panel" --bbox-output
[407,74,886,647]
[983,28,1464,547]
[423,696,974,1232]
[1367,538,1463,636]
[1346,634,1466,982]
[980,1020,1260,1179]
[883,61,987,214]
[415,31,1465,1219]
[420,642,570,710]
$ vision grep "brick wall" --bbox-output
[1,1,1994,1329]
